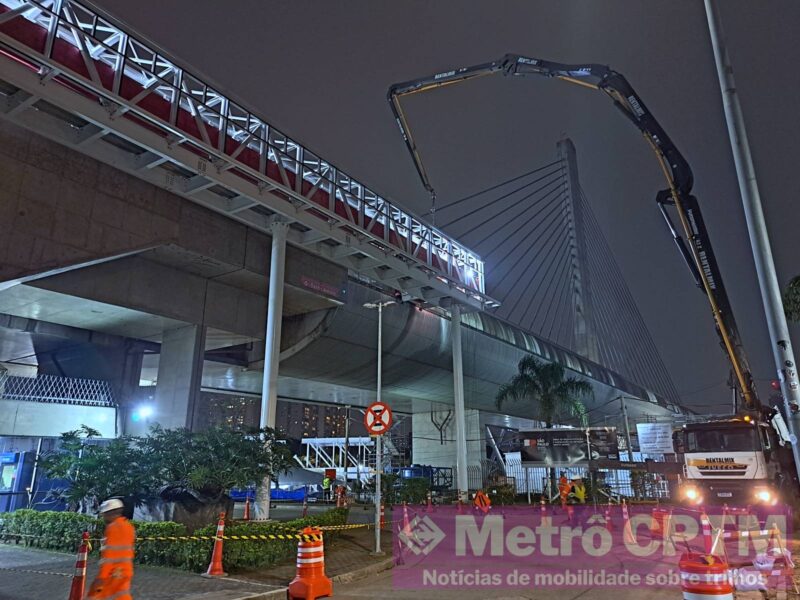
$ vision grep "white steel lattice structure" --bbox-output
[298,437,399,483]
[1,373,114,405]
[0,0,497,310]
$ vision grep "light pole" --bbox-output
[704,0,800,482]
[363,299,395,555]
[343,405,351,486]
[617,396,636,462]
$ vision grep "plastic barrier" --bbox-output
[288,527,332,600]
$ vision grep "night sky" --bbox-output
[89,0,800,412]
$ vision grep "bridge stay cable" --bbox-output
[434,158,563,213]
[438,168,563,229]
[522,234,572,331]
[480,187,565,260]
[456,174,566,240]
[486,194,567,281]
[504,226,570,323]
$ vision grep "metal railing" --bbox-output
[0,0,488,301]
[0,373,115,406]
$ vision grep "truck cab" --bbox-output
[673,417,785,506]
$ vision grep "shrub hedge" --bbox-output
[0,507,349,573]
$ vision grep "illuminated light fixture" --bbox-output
[132,405,155,422]
[754,488,774,504]
[684,486,700,502]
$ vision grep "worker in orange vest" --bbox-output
[87,498,135,600]
[558,472,571,506]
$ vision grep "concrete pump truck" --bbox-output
[385,53,798,507]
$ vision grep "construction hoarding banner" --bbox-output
[517,428,619,467]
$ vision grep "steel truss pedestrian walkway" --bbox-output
[0,0,496,311]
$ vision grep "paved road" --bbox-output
[0,545,279,600]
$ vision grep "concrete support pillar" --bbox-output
[257,221,289,519]
[151,324,206,432]
[451,304,469,503]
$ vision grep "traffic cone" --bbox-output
[650,507,669,538]
[243,497,251,521]
[202,512,228,578]
[566,504,575,524]
[622,500,636,545]
[288,527,332,600]
[67,531,90,600]
[396,523,406,566]
[402,501,413,536]
[679,553,734,600]
[379,502,385,529]
[426,491,433,513]
[700,511,714,554]
[336,487,343,508]
[604,501,613,532]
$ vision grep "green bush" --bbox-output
[1,508,348,573]
[396,477,431,504]
[185,507,350,573]
[487,484,517,506]
[133,521,189,568]
[0,509,100,551]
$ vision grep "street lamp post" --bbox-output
[619,396,635,462]
[704,0,800,482]
[363,299,395,555]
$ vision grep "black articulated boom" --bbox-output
[388,53,758,410]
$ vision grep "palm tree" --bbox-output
[496,356,593,427]
[496,356,593,501]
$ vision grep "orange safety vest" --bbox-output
[88,516,135,600]
[558,476,570,498]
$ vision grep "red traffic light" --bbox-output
[771,380,782,391]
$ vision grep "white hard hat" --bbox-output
[99,498,125,513]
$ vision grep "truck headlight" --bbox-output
[754,488,777,505]
[682,486,702,504]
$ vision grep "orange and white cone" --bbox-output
[540,497,547,520]
[700,511,714,554]
[67,531,90,600]
[243,496,251,521]
[426,491,433,513]
[604,501,613,532]
[288,527,332,600]
[622,500,636,545]
[679,553,734,600]
[396,523,406,566]
[402,501,413,537]
[566,504,575,524]
[202,512,228,578]
[379,502,385,529]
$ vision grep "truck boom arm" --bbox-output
[388,53,758,409]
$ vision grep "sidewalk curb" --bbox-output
[331,556,395,584]
[230,557,395,599]
[233,590,288,600]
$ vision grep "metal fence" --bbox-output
[444,459,671,502]
[0,374,115,407]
